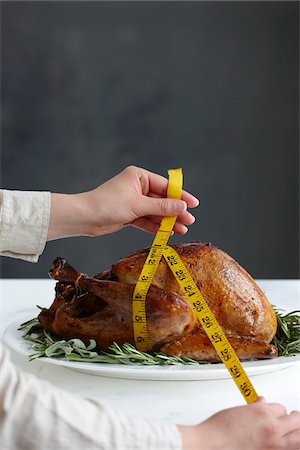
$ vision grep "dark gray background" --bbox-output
[0,1,299,279]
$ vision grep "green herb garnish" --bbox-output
[271,308,300,356]
[18,316,201,365]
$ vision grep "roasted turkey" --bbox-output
[39,242,278,361]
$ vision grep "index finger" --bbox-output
[146,169,200,208]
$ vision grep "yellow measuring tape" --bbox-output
[132,168,183,351]
[133,168,258,404]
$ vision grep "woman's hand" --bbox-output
[178,397,300,450]
[47,165,199,240]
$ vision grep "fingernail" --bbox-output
[192,198,200,208]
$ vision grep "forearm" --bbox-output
[47,192,92,240]
[177,424,201,450]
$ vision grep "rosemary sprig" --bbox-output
[18,316,201,365]
[271,308,300,356]
[18,306,300,365]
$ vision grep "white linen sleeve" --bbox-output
[0,343,182,450]
[0,189,51,262]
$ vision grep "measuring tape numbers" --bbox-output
[163,245,258,404]
[132,168,183,351]
[132,168,258,403]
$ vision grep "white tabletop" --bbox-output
[1,279,299,425]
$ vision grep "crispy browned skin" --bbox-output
[111,242,277,343]
[40,258,197,350]
[161,331,278,361]
[39,242,278,360]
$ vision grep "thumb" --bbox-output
[141,197,187,217]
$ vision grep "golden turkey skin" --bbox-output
[39,242,278,361]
